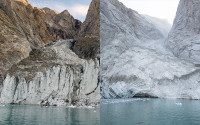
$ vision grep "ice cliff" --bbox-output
[0,40,100,106]
[101,0,200,99]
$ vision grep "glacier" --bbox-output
[0,40,100,106]
[101,0,200,99]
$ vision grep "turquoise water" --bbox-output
[0,105,99,125]
[101,98,200,125]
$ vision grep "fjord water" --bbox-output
[101,99,200,125]
[0,105,99,125]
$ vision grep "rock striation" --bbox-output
[0,40,99,106]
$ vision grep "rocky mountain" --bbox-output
[167,0,200,63]
[72,0,100,59]
[0,0,100,106]
[79,0,100,37]
[101,0,200,99]
[0,0,82,78]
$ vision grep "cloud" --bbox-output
[52,4,89,21]
[53,4,68,13]
[54,4,89,16]
[118,0,179,24]
[28,1,89,21]
[69,5,89,17]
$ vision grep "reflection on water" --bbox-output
[0,105,99,125]
[101,98,200,125]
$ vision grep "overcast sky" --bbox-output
[28,0,92,22]
[118,0,180,24]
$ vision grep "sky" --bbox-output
[28,0,92,22]
[118,0,180,24]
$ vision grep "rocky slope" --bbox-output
[101,0,200,99]
[0,0,100,106]
[167,0,200,63]
[79,0,100,37]
[73,0,100,59]
[0,0,82,78]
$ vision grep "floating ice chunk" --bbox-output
[68,105,76,108]
[175,102,182,106]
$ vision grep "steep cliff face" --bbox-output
[0,40,100,106]
[73,0,100,59]
[72,37,100,59]
[167,0,200,62]
[47,9,82,40]
[101,0,200,99]
[0,0,53,47]
[79,0,100,37]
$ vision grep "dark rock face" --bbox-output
[72,37,100,59]
[74,0,100,59]
[53,10,81,39]
[79,0,100,38]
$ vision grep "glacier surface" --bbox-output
[0,40,100,106]
[101,0,200,99]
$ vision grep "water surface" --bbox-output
[101,98,200,125]
[0,105,99,125]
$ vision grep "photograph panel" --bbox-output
[100,0,200,124]
[0,0,100,124]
